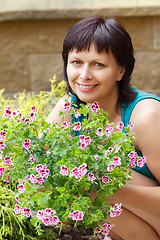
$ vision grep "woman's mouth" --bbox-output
[77,83,98,91]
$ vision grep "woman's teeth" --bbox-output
[79,84,95,89]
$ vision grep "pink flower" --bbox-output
[37,210,45,220]
[128,151,137,158]
[42,217,51,226]
[105,124,114,137]
[0,167,5,176]
[4,156,11,165]
[14,204,21,214]
[31,105,38,113]
[61,121,68,129]
[29,112,37,120]
[30,154,35,163]
[79,135,91,149]
[107,164,115,172]
[113,156,121,166]
[60,165,68,176]
[0,129,7,140]
[4,175,10,183]
[75,122,81,131]
[110,203,122,217]
[96,128,103,136]
[75,109,81,118]
[51,215,59,225]
[91,102,99,112]
[22,139,31,150]
[129,121,134,128]
[102,175,109,184]
[79,135,85,143]
[85,136,91,145]
[72,163,87,179]
[0,141,5,149]
[15,197,21,204]
[137,156,146,167]
[17,181,26,194]
[88,172,96,181]
[36,164,43,172]
[63,102,70,111]
[37,176,44,184]
[105,147,114,155]
[22,207,32,217]
[95,227,101,233]
[4,106,12,118]
[45,208,55,216]
[118,121,124,131]
[81,143,86,150]
[30,174,37,183]
[25,118,30,124]
[69,210,84,221]
[36,164,50,178]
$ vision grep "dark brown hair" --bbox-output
[62,15,137,104]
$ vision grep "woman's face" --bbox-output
[67,43,125,108]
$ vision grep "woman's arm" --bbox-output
[107,99,160,237]
[131,99,160,182]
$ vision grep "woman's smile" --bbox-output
[77,83,98,91]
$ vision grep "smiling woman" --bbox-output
[67,44,125,113]
[46,15,160,239]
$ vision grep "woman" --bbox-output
[46,16,160,239]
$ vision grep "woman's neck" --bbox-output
[98,97,121,125]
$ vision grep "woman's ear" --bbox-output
[117,66,125,81]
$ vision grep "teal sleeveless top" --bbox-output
[71,88,160,179]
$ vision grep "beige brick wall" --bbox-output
[0,1,160,96]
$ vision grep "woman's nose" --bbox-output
[79,65,92,81]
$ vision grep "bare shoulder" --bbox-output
[130,98,160,126]
[46,94,71,124]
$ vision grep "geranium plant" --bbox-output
[0,99,145,238]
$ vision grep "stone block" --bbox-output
[0,53,30,92]
[132,51,160,89]
[119,17,152,50]
[0,20,67,54]
[29,53,63,91]
[153,17,160,50]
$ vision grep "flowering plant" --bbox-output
[0,99,145,238]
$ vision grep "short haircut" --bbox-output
[62,15,137,104]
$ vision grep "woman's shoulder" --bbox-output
[131,98,160,124]
[46,95,71,124]
[130,98,160,147]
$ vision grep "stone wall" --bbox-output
[0,0,160,96]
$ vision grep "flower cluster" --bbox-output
[91,101,99,112]
[36,208,60,226]
[63,102,70,111]
[79,135,91,149]
[128,151,146,168]
[0,101,146,238]
[95,223,114,237]
[60,165,68,176]
[22,139,31,150]
[110,203,122,217]
[28,164,49,184]
[69,210,84,221]
[17,181,26,194]
[72,163,87,179]
[4,105,38,124]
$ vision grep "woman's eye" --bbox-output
[95,63,104,67]
[72,61,81,65]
